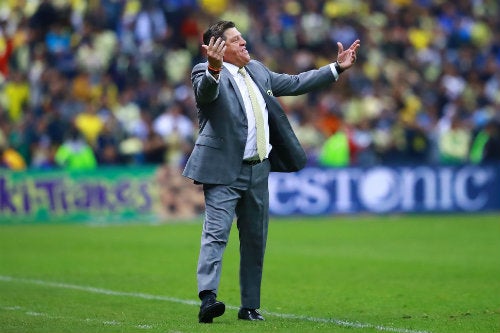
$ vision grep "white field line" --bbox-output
[0,275,431,333]
[0,305,153,330]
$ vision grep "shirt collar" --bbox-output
[223,62,242,77]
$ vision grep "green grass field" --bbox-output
[1,214,499,333]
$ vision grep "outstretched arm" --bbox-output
[267,39,361,96]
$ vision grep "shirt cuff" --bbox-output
[206,69,220,83]
[329,63,340,81]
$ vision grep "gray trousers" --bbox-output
[197,159,271,309]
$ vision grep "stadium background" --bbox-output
[1,0,500,222]
[1,3,499,333]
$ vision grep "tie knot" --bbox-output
[238,67,247,76]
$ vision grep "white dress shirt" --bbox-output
[223,62,271,160]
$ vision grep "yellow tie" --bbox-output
[238,67,266,161]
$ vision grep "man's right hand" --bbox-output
[202,37,226,70]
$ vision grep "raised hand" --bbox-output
[202,37,226,70]
[336,39,360,71]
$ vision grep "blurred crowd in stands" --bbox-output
[1,0,500,171]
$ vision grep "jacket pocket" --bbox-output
[195,134,223,149]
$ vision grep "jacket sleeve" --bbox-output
[266,64,336,97]
[191,63,220,105]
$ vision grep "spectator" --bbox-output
[54,126,97,170]
[28,111,60,169]
[74,103,104,147]
[480,119,500,164]
[0,19,14,80]
[95,116,125,165]
[439,116,471,165]
[290,104,325,163]
[113,87,142,137]
[1,144,27,170]
[30,136,55,169]
[134,0,168,53]
[45,21,76,76]
[153,102,193,140]
[27,0,59,45]
[351,119,377,167]
[141,113,167,165]
[153,101,194,166]
[2,71,29,123]
[318,125,353,168]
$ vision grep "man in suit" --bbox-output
[182,20,360,323]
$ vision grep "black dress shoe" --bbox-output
[238,308,265,321]
[198,294,225,323]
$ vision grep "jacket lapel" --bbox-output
[246,67,280,119]
[224,67,247,118]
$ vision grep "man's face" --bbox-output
[222,27,250,68]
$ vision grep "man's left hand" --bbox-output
[336,39,360,71]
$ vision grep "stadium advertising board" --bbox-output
[1,165,499,224]
[0,167,160,224]
[269,165,500,215]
